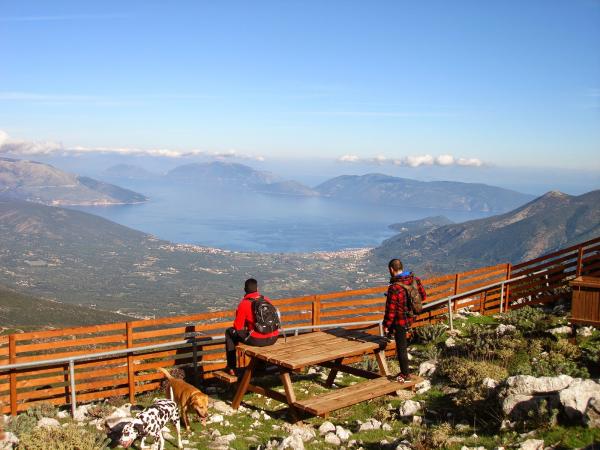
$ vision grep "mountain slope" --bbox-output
[166,161,318,196]
[0,199,370,318]
[316,173,534,212]
[0,157,147,205]
[0,284,132,329]
[372,190,600,273]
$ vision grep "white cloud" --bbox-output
[0,130,265,161]
[338,153,484,168]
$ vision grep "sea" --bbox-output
[73,179,492,253]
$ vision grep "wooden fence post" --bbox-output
[576,246,584,277]
[8,334,16,416]
[126,323,135,404]
[453,273,461,312]
[312,296,321,331]
[504,264,512,312]
[480,291,487,315]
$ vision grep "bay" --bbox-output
[73,180,492,253]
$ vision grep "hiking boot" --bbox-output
[395,373,412,383]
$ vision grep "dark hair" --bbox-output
[388,259,403,272]
[244,278,258,294]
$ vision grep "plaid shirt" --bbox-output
[383,274,426,330]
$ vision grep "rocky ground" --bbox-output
[1,306,599,450]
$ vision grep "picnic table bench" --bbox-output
[229,328,422,419]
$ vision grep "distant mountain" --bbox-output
[167,161,318,196]
[0,157,147,206]
[373,190,600,274]
[388,215,454,233]
[315,173,534,212]
[0,283,132,329]
[103,164,157,179]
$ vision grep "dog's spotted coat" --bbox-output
[119,399,182,450]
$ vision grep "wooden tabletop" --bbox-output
[570,276,600,289]
[237,330,381,370]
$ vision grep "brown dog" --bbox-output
[157,367,209,430]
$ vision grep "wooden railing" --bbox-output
[0,236,599,415]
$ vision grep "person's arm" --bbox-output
[383,286,397,330]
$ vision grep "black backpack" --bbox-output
[252,296,281,334]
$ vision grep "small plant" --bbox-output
[501,306,546,334]
[17,423,110,450]
[525,399,559,431]
[87,403,113,420]
[26,402,58,420]
[414,323,447,344]
[430,422,453,447]
[5,414,37,437]
[440,357,508,387]
[422,343,442,362]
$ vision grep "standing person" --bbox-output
[383,259,427,383]
[224,278,279,375]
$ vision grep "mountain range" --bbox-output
[315,173,534,212]
[0,158,147,206]
[372,190,600,274]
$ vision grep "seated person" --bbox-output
[225,278,279,375]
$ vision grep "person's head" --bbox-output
[244,278,258,294]
[388,259,403,277]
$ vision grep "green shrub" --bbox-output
[17,423,110,450]
[440,357,508,387]
[26,402,57,420]
[414,323,447,344]
[430,422,453,447]
[506,350,533,376]
[525,399,559,431]
[552,339,581,359]
[533,351,589,378]
[87,403,113,420]
[421,343,442,362]
[501,306,545,334]
[5,414,37,437]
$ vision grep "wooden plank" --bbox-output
[294,376,422,416]
[13,322,125,341]
[9,334,16,416]
[232,358,256,409]
[213,370,238,384]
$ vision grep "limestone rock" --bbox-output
[559,378,600,422]
[505,375,573,395]
[73,404,92,422]
[416,379,431,394]
[585,397,600,428]
[212,401,235,415]
[319,421,336,435]
[335,425,351,441]
[358,418,381,431]
[283,423,316,442]
[36,417,60,428]
[399,400,421,417]
[382,423,392,431]
[445,337,456,348]
[577,326,594,337]
[0,431,19,449]
[518,439,544,450]
[482,378,499,389]
[418,361,437,377]
[278,434,304,450]
[209,414,224,424]
[324,433,341,446]
[547,326,571,335]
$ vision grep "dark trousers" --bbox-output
[393,327,410,376]
[225,327,277,369]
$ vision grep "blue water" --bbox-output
[73,180,492,253]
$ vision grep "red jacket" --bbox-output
[233,291,279,339]
[383,273,426,329]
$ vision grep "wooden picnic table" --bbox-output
[230,328,421,419]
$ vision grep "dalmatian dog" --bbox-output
[119,399,182,450]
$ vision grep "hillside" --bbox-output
[0,157,147,206]
[315,173,534,212]
[0,199,372,318]
[166,161,318,196]
[0,283,132,330]
[373,189,600,274]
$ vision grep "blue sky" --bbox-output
[0,0,599,174]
